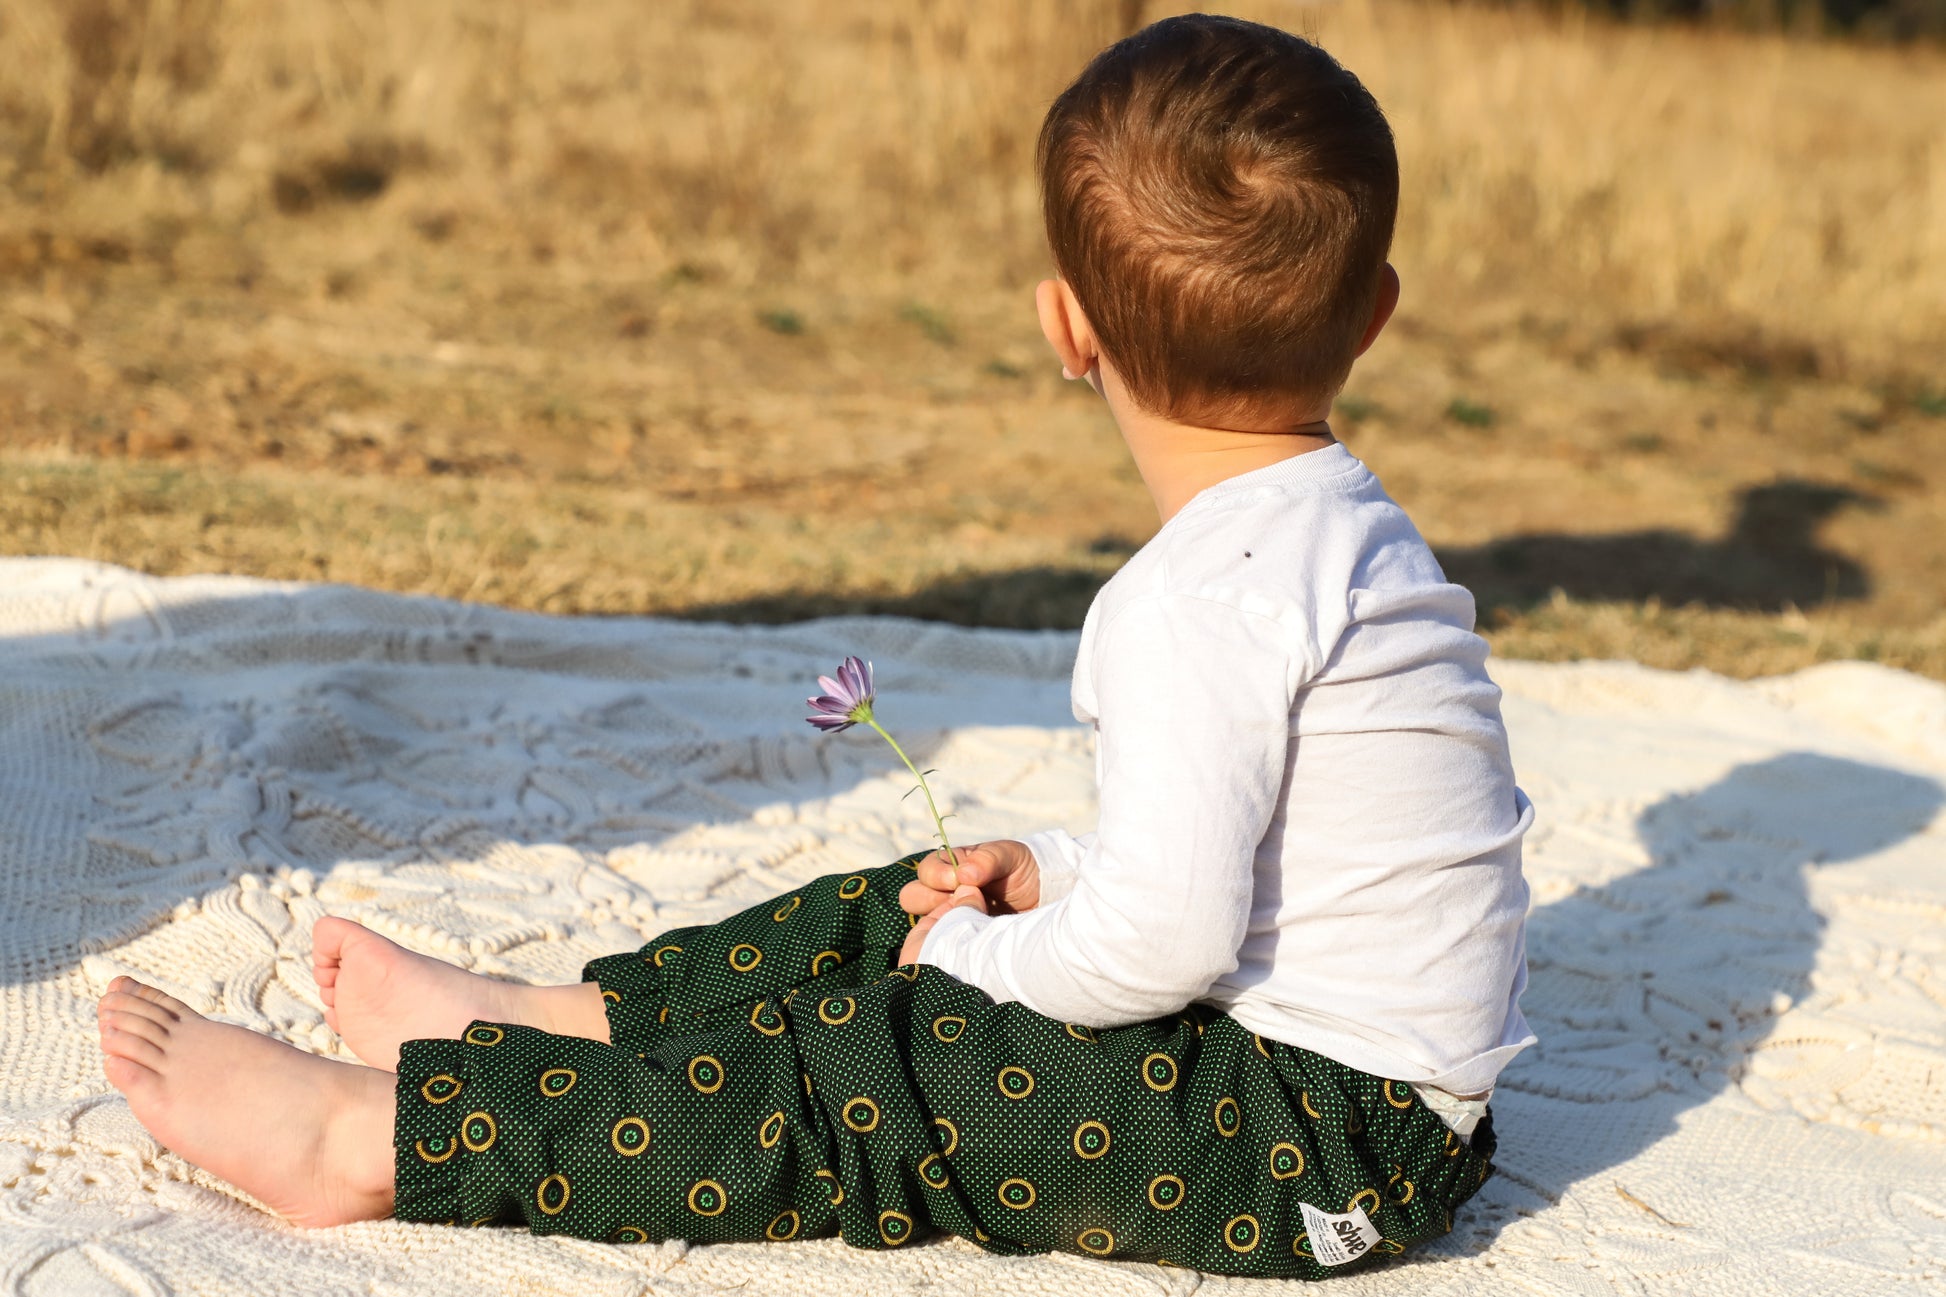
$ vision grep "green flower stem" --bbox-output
[864,716,961,870]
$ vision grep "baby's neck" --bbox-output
[1105,378,1336,524]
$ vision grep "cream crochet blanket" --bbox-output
[2,559,1943,1296]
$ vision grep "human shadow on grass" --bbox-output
[1451,750,1943,1253]
[1435,478,1883,617]
[675,478,1882,632]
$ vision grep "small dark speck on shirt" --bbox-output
[1244,551,1252,558]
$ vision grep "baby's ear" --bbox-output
[1036,278,1098,381]
[1353,263,1401,360]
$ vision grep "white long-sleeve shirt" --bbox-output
[920,443,1535,1097]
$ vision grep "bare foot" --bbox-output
[97,977,395,1227]
[313,916,609,1071]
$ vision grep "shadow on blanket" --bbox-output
[1483,750,1944,1235]
[0,585,1037,992]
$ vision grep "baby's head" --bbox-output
[1037,14,1398,430]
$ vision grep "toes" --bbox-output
[120,980,195,1018]
[312,915,377,966]
[101,1007,171,1048]
[100,1024,168,1072]
[102,1054,159,1093]
[99,989,181,1027]
[312,916,351,969]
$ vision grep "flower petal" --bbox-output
[806,715,854,732]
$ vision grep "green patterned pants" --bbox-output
[393,856,1497,1278]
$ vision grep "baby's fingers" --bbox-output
[899,878,953,917]
[913,849,963,893]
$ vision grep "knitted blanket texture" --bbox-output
[1,559,1942,1296]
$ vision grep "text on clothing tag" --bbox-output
[1299,1200,1381,1267]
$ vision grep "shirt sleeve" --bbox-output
[919,593,1300,1025]
[1018,829,1094,905]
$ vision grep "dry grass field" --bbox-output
[2,0,1943,677]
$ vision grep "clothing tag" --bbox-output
[1299,1201,1381,1267]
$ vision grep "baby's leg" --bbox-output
[314,917,610,1071]
[316,854,927,1070]
[388,856,927,1241]
[584,854,925,1047]
[96,977,396,1227]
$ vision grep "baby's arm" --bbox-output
[917,594,1300,1026]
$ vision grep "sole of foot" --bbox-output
[97,976,395,1227]
[313,916,609,1071]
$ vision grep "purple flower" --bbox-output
[806,655,876,732]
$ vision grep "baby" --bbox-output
[95,15,1531,1279]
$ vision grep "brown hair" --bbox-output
[1039,14,1398,425]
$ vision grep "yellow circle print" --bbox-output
[414,1137,455,1164]
[997,1178,1037,1210]
[817,997,856,1026]
[687,1055,726,1094]
[728,943,764,972]
[773,895,802,922]
[536,1174,571,1216]
[918,1153,950,1189]
[610,1116,651,1157]
[687,1179,728,1217]
[815,1168,845,1205]
[931,1015,967,1043]
[749,1001,786,1037]
[932,1115,960,1156]
[1386,1080,1416,1109]
[1064,1023,1098,1044]
[878,1210,915,1246]
[996,1066,1036,1100]
[1349,1187,1382,1215]
[1072,1120,1111,1160]
[1223,1214,1261,1254]
[1141,1053,1179,1093]
[460,1111,498,1153]
[1212,1096,1241,1137]
[765,1210,801,1241]
[1077,1228,1115,1257]
[842,1096,881,1133]
[464,1026,504,1047]
[651,944,681,968]
[610,1225,648,1244]
[420,1074,462,1104]
[601,988,620,1005]
[759,1110,786,1149]
[1268,1141,1305,1180]
[1300,1090,1322,1120]
[838,874,870,901]
[1147,1173,1186,1210]
[1387,1170,1416,1204]
[809,949,843,977]
[539,1067,578,1098]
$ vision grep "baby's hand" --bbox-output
[897,883,987,966]
[898,840,1042,925]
